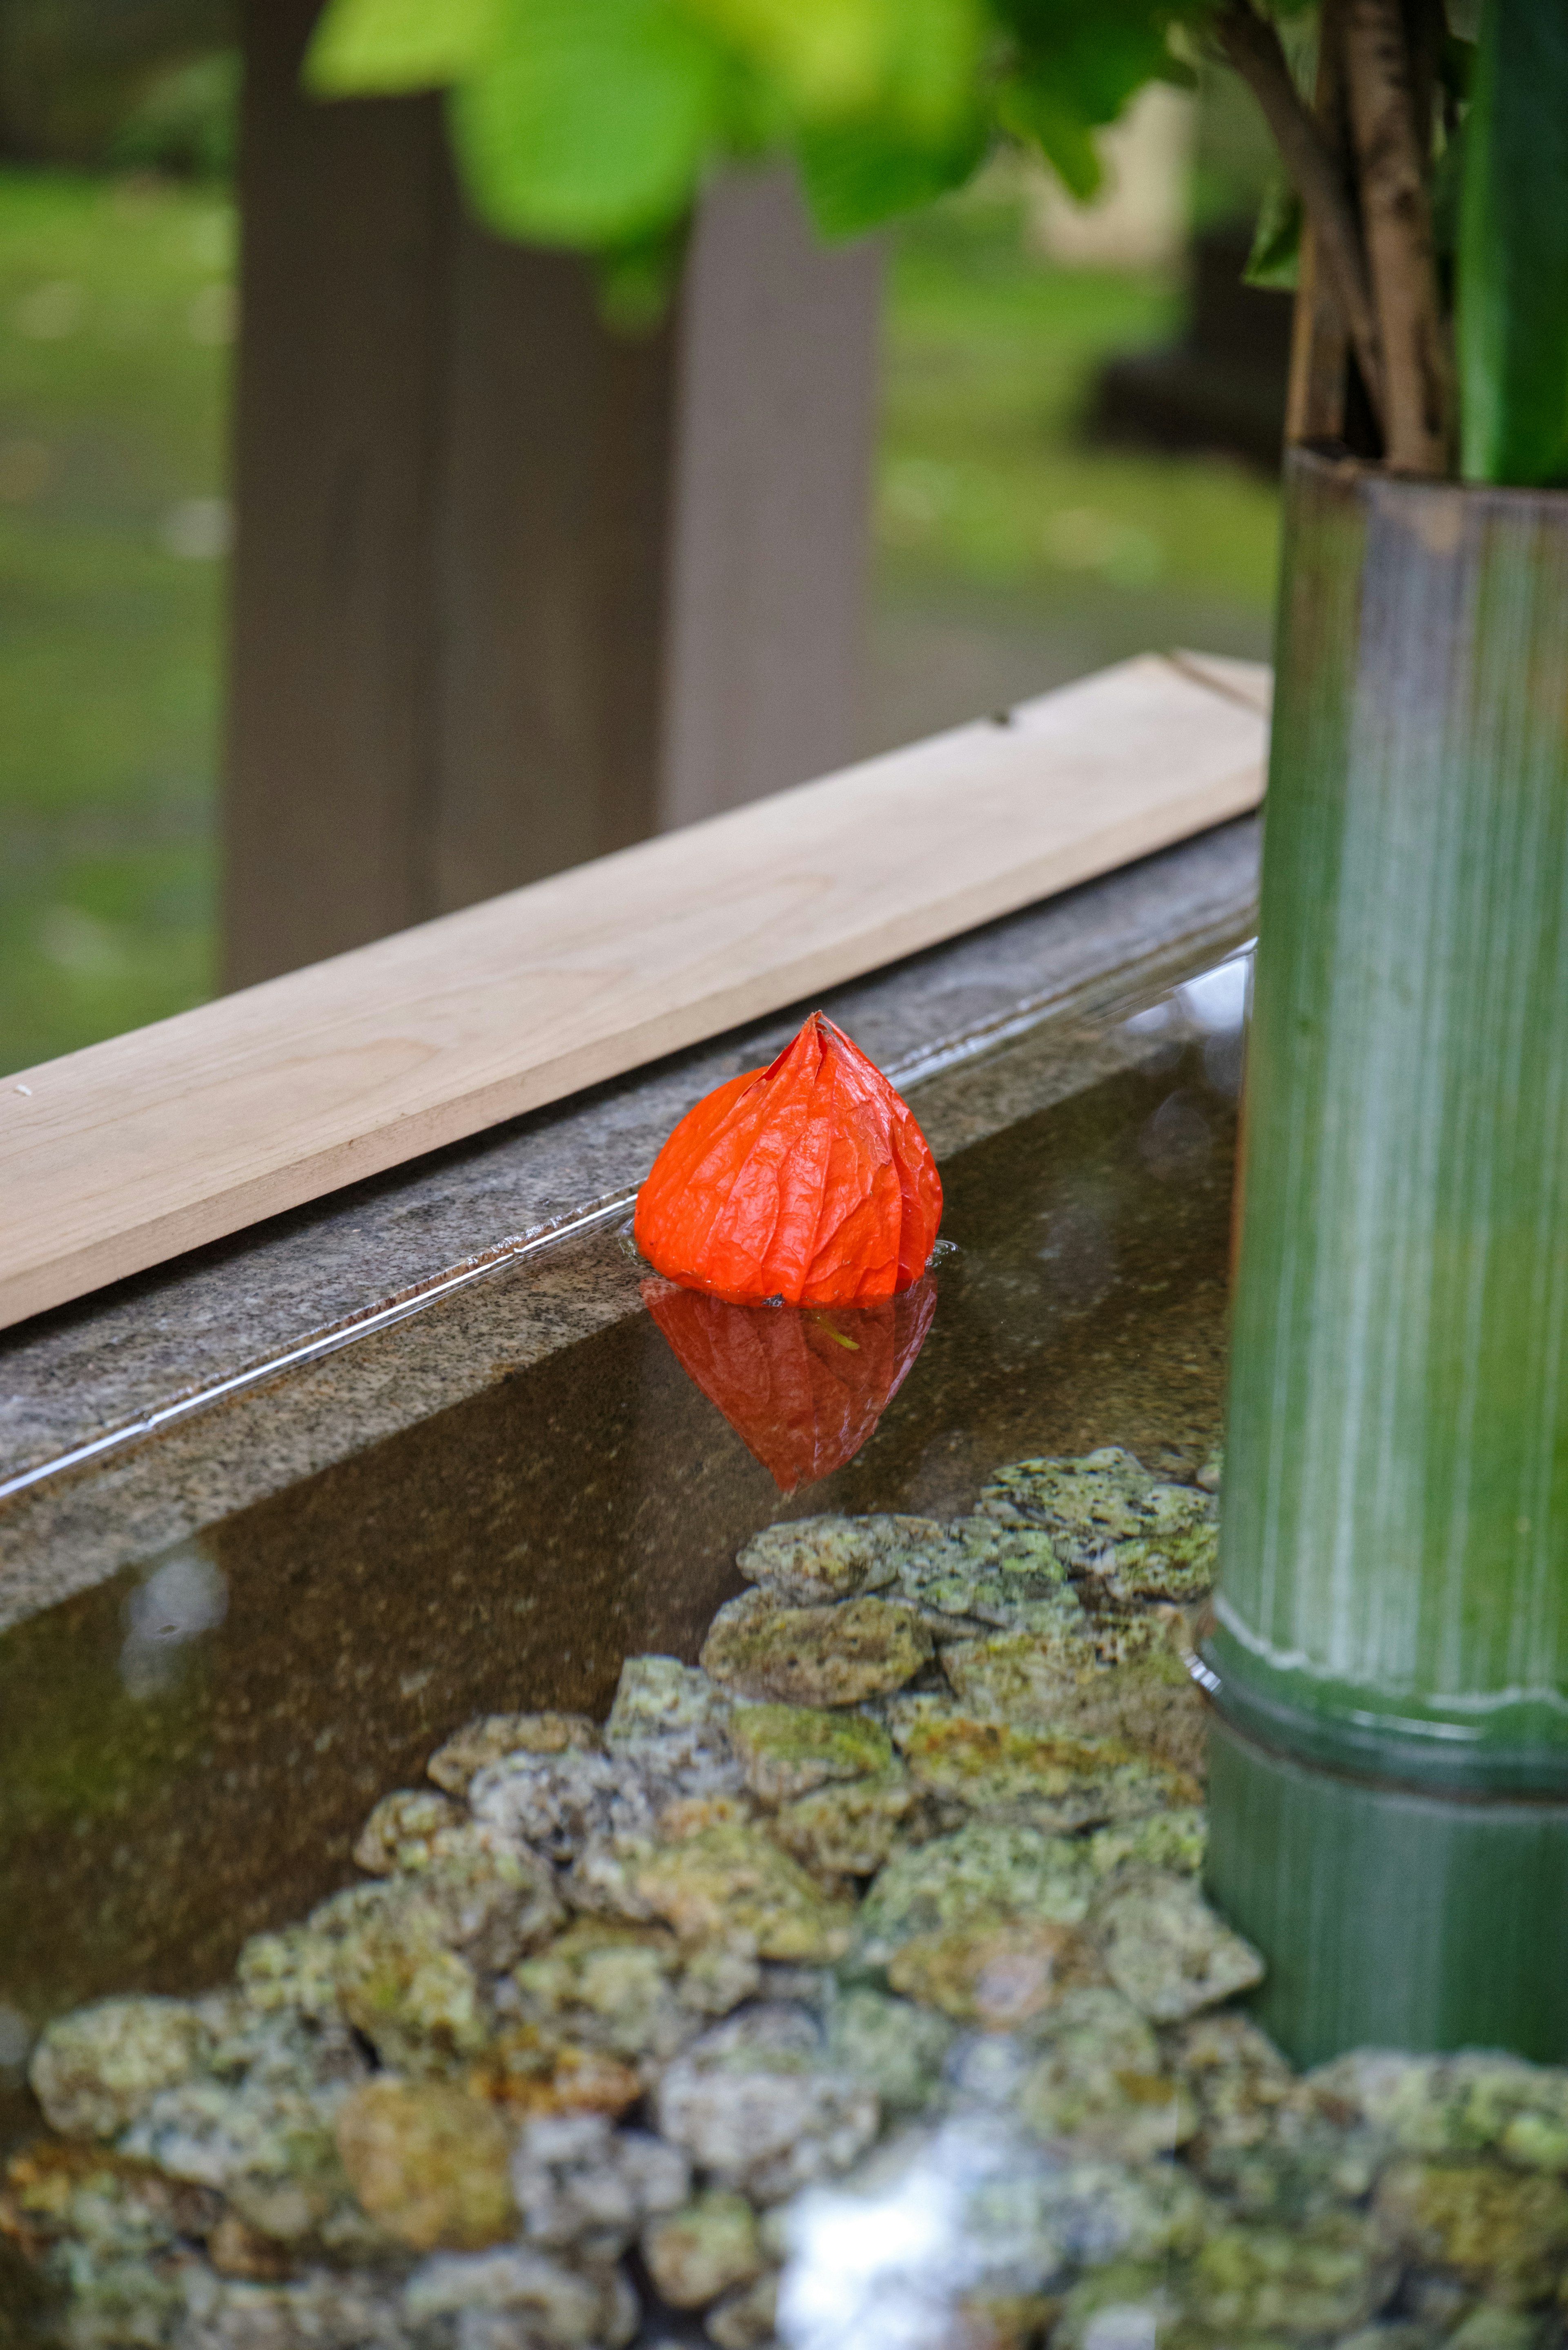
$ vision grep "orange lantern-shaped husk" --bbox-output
[634,1012,942,1307]
[643,1275,938,1493]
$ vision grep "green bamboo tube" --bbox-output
[1205,446,1568,2064]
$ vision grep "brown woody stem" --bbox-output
[1343,0,1452,472]
[1286,0,1352,444]
[1215,2,1385,433]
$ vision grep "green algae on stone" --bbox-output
[769,1768,929,1879]
[1087,1807,1207,1882]
[883,1514,1082,1633]
[944,1633,1208,1781]
[1305,2049,1568,2173]
[737,1515,905,1605]
[728,1702,893,1804]
[982,1447,1218,1600]
[888,1915,1098,2027]
[606,1655,734,1742]
[333,2078,514,2252]
[825,1987,956,2118]
[642,2188,764,2308]
[893,1710,1199,1834]
[1189,2211,1394,2339]
[29,1999,210,2140]
[513,1921,693,2071]
[1373,2156,1568,2305]
[633,1823,856,1961]
[352,1787,465,1875]
[853,1820,1095,1968]
[1094,1871,1264,2023]
[333,1906,490,2072]
[700,1590,933,1706]
[1167,2011,1294,2158]
[1016,1987,1197,2163]
[427,1709,602,1797]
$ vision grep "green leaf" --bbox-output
[798,111,987,236]
[996,80,1102,200]
[677,0,980,134]
[305,0,503,95]
[676,0,894,116]
[1245,172,1301,291]
[1458,0,1568,485]
[448,0,726,247]
[991,0,1200,200]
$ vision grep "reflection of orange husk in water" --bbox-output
[634,1012,942,1307]
[643,1276,938,1494]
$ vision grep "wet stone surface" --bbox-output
[12,1452,1568,2350]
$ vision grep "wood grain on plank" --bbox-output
[2,653,1269,1330]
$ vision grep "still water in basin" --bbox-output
[10,952,1556,2350]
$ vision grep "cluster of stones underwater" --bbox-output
[10,1449,1568,2350]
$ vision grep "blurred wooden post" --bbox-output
[223,0,882,991]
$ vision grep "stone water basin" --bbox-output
[7,882,1560,2350]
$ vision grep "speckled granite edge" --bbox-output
[0,816,1258,1625]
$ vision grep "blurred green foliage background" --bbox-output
[0,61,1280,1076]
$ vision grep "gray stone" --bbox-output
[510,2113,688,2257]
[1094,1872,1265,2022]
[701,1591,932,1707]
[655,2004,879,2203]
[853,1821,1094,1967]
[29,1997,208,2140]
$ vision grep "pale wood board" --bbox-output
[2,653,1269,1330]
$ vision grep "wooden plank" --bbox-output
[1172,650,1274,717]
[1,655,1267,1331]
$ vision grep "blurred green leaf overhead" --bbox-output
[305,0,1209,250]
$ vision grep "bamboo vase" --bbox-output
[1205,446,1568,2064]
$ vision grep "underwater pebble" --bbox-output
[1094,1871,1265,2022]
[736,1514,903,1605]
[883,1513,1085,1638]
[1016,1987,1196,2163]
[1373,2156,1568,2305]
[980,1447,1218,1601]
[893,1710,1199,1833]
[944,1636,1209,1781]
[633,1824,856,1962]
[853,1820,1094,1967]
[641,2188,764,2308]
[655,2004,879,2203]
[728,1702,893,1804]
[824,1986,956,2119]
[29,1445,1568,2350]
[353,1788,464,1875]
[179,2264,412,2349]
[1189,2210,1394,2338]
[606,1655,734,1743]
[701,1590,933,1707]
[510,2112,688,2258]
[704,2265,780,2349]
[768,1768,929,1879]
[1086,1808,1207,1882]
[427,1711,602,1797]
[512,1920,704,2071]
[888,1916,1098,2028]
[29,1998,208,2140]
[403,2241,637,2345]
[334,2079,515,2253]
